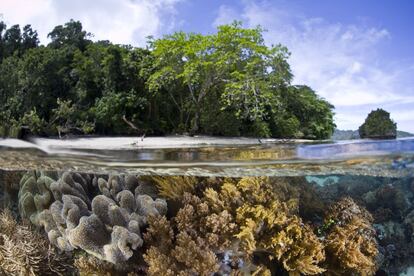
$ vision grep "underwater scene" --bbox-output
[1,137,414,276]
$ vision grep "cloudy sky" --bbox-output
[1,0,413,132]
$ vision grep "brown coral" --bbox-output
[324,197,378,275]
[143,177,326,275]
[0,209,73,276]
[151,175,198,200]
[74,254,145,276]
[143,214,220,276]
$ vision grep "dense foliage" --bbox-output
[0,20,335,139]
[358,108,397,139]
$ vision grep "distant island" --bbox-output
[332,129,413,140]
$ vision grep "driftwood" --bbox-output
[122,115,146,141]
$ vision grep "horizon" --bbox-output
[1,0,413,132]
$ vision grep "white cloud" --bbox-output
[213,5,241,27]
[0,0,184,46]
[214,1,414,132]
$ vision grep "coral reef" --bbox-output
[38,172,167,264]
[324,197,379,275]
[10,172,401,275]
[143,177,327,275]
[0,209,74,275]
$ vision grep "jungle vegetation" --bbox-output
[0,20,335,139]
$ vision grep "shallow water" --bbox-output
[1,137,414,275]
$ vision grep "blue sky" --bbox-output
[1,0,413,132]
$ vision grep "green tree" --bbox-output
[273,85,335,139]
[148,21,292,134]
[359,108,397,139]
[21,25,39,52]
[3,24,21,57]
[48,19,91,50]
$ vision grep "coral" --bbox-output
[74,254,145,276]
[144,177,326,275]
[143,214,220,276]
[207,177,326,275]
[235,201,326,275]
[0,170,24,210]
[0,209,73,275]
[74,254,117,276]
[50,172,92,206]
[38,173,167,264]
[151,175,198,200]
[18,171,55,226]
[324,197,378,275]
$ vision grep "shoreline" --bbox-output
[30,135,315,150]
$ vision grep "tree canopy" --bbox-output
[0,20,335,139]
[358,108,397,139]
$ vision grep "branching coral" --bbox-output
[144,177,325,275]
[324,197,378,275]
[0,209,73,276]
[204,177,326,275]
[74,254,145,276]
[235,200,326,275]
[143,214,220,276]
[151,175,198,200]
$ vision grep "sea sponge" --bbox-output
[18,171,55,226]
[324,197,378,275]
[0,209,73,275]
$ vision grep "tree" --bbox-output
[0,20,336,139]
[148,21,292,134]
[3,24,21,57]
[273,85,335,139]
[48,19,91,50]
[21,25,39,52]
[358,108,397,139]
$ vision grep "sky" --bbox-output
[1,0,414,132]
